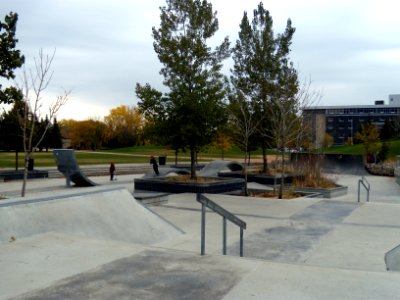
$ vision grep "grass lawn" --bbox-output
[322,140,400,159]
[1,141,399,169]
[0,146,247,169]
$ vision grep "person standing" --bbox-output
[109,162,116,181]
[150,156,159,175]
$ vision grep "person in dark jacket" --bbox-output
[150,156,159,175]
[109,162,116,181]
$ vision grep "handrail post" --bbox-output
[240,227,244,257]
[198,193,206,256]
[196,193,246,257]
[358,176,370,203]
[223,217,227,255]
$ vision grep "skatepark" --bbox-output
[1,160,400,299]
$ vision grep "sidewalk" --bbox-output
[1,172,400,299]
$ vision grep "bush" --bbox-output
[293,155,337,188]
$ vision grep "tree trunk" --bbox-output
[279,152,285,199]
[242,149,249,196]
[15,150,18,171]
[190,148,197,179]
[262,146,268,173]
[21,151,31,197]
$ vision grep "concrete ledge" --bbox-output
[133,191,170,206]
[0,170,48,181]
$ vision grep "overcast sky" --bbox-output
[1,0,400,120]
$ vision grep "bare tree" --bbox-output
[18,49,69,197]
[229,93,263,196]
[266,78,321,199]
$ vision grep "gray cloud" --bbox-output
[1,0,399,119]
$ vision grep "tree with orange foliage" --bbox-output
[103,105,144,148]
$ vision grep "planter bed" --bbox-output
[218,171,299,185]
[134,177,245,194]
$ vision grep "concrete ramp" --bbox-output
[53,149,97,187]
[0,188,182,245]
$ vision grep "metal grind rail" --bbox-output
[358,176,370,202]
[196,193,247,257]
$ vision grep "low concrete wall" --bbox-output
[134,177,245,194]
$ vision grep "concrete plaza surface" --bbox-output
[1,170,400,299]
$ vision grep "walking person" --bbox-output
[109,162,116,181]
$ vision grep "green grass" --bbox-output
[1,140,399,169]
[322,140,400,159]
[322,144,364,155]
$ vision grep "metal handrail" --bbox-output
[358,176,370,202]
[196,193,247,257]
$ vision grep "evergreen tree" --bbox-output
[136,0,230,178]
[0,100,24,150]
[0,12,25,104]
[51,118,63,149]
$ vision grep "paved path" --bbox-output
[1,172,400,299]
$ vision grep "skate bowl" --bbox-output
[53,149,97,187]
[0,187,183,244]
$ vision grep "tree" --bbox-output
[229,93,262,195]
[0,100,24,155]
[323,132,334,148]
[0,12,25,104]
[67,119,106,150]
[230,2,296,173]
[136,0,230,178]
[50,118,63,149]
[18,49,69,197]
[355,121,380,162]
[104,105,143,148]
[210,129,233,160]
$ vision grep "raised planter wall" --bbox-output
[0,170,48,181]
[134,177,245,194]
[218,171,297,185]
